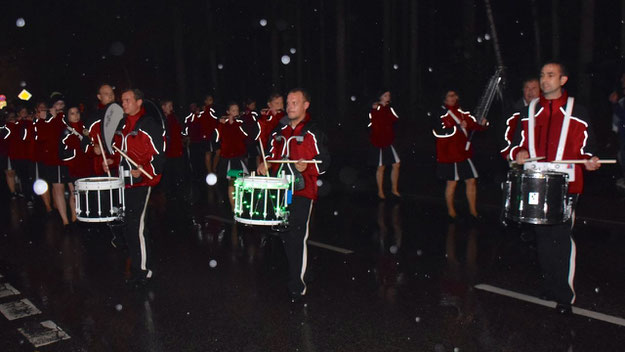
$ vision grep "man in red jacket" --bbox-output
[369,90,401,199]
[258,88,330,302]
[511,62,601,314]
[103,89,165,287]
[432,90,488,220]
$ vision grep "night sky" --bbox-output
[1,0,623,143]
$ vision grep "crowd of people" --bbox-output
[0,60,616,310]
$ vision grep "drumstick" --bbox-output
[112,145,154,180]
[258,139,270,177]
[551,159,617,164]
[510,156,545,165]
[266,160,322,164]
[96,134,111,177]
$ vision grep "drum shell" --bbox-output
[503,169,571,225]
[75,177,125,223]
[234,175,290,226]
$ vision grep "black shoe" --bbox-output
[556,303,572,315]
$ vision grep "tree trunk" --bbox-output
[206,0,218,99]
[578,0,594,103]
[409,0,419,114]
[318,0,326,113]
[173,5,187,107]
[552,0,560,59]
[336,0,347,121]
[383,0,392,88]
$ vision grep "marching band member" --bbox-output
[258,93,285,163]
[201,95,220,174]
[510,62,601,314]
[216,102,249,209]
[240,98,261,169]
[33,102,53,212]
[88,84,124,176]
[432,90,488,221]
[103,89,165,287]
[59,106,92,224]
[257,88,330,302]
[500,78,540,160]
[368,90,400,199]
[161,98,186,194]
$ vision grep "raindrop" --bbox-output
[290,48,296,54]
[484,33,491,40]
[520,31,524,36]
[454,348,460,352]
[101,55,106,60]
[209,259,217,268]
[350,96,356,101]
[416,249,423,256]
[415,317,421,322]
[186,312,190,315]
[115,304,123,311]
[515,20,519,24]
[428,67,433,72]
[389,245,398,254]
[595,287,600,293]
[33,179,48,195]
[393,64,399,70]
[316,179,323,187]
[19,81,26,87]
[206,173,217,185]
[281,55,291,65]
[477,36,483,43]
[427,112,432,116]
[217,63,224,70]
[16,18,26,28]
[333,211,338,216]
[259,18,268,27]
[351,277,355,280]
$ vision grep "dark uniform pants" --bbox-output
[124,186,153,279]
[534,195,579,305]
[282,196,313,295]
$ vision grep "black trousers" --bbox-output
[124,186,153,279]
[534,195,579,305]
[189,142,208,181]
[12,159,34,198]
[162,156,189,196]
[281,196,313,295]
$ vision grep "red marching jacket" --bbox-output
[266,113,330,200]
[432,105,487,163]
[165,113,184,158]
[216,118,248,158]
[259,109,285,149]
[368,103,399,148]
[200,104,219,144]
[60,121,93,178]
[6,120,35,160]
[110,107,165,188]
[509,91,594,194]
[86,120,108,176]
[500,112,522,160]
[240,109,261,146]
[35,112,66,166]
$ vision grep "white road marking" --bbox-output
[475,284,625,327]
[0,283,20,298]
[18,320,71,347]
[0,299,42,320]
[205,215,354,254]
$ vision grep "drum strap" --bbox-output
[555,97,574,161]
[447,110,468,137]
[527,98,539,158]
[527,97,574,160]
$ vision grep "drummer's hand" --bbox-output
[102,158,113,172]
[515,149,529,165]
[94,144,101,155]
[584,156,601,171]
[480,118,489,126]
[131,168,142,178]
[257,163,267,176]
[295,159,307,172]
[609,92,619,104]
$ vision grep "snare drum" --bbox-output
[74,177,125,222]
[233,173,292,226]
[502,168,571,225]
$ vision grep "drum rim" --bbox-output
[75,177,125,190]
[234,216,285,226]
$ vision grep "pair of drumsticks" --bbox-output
[257,138,320,178]
[96,135,153,180]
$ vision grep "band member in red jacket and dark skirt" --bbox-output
[217,102,249,209]
[59,106,93,224]
[368,90,400,199]
[432,90,488,221]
